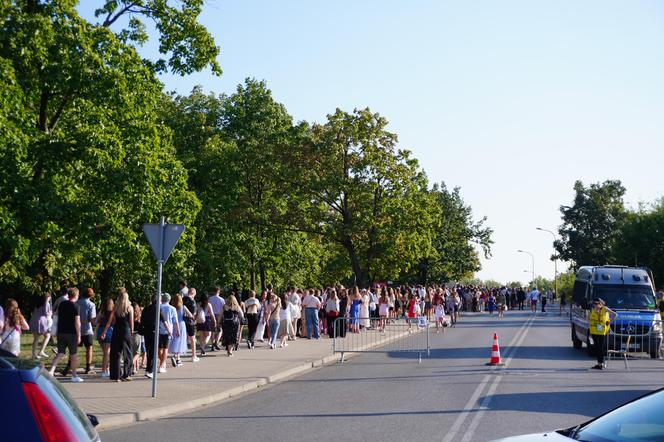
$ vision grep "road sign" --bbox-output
[142,217,185,398]
[143,222,185,263]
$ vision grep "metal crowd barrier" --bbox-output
[605,318,664,368]
[332,316,430,363]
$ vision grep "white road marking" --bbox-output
[442,374,492,442]
[443,315,536,442]
[459,316,535,442]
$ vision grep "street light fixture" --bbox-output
[536,227,558,300]
[517,249,536,289]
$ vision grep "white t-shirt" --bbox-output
[279,304,292,322]
[245,298,260,308]
[303,294,321,309]
[0,326,21,356]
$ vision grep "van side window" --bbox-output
[572,281,588,307]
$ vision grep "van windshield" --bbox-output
[593,285,656,310]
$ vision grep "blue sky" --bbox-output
[81,1,664,284]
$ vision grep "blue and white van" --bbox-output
[570,265,662,358]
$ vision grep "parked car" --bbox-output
[0,348,100,442]
[492,387,664,441]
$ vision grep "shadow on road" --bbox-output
[388,345,592,361]
[485,389,653,417]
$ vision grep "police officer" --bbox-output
[589,297,617,370]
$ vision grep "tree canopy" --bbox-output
[0,2,494,305]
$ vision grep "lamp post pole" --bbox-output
[517,249,535,289]
[536,227,558,301]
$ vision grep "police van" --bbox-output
[570,265,662,358]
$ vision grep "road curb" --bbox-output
[96,355,342,431]
[97,326,425,431]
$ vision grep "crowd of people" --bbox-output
[0,281,552,383]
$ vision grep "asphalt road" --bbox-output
[102,308,664,442]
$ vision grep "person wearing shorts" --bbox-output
[77,288,97,374]
[183,288,199,361]
[49,287,83,383]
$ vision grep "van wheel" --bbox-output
[572,328,582,349]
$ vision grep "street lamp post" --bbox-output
[517,249,535,289]
[536,227,558,300]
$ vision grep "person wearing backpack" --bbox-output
[221,295,244,356]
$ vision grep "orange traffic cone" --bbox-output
[486,333,504,366]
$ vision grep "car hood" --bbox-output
[491,432,572,441]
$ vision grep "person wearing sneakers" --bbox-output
[183,287,199,362]
[266,293,281,349]
[208,286,225,351]
[277,292,292,349]
[221,295,243,356]
[141,295,158,379]
[158,293,177,374]
[49,287,84,383]
[101,288,134,382]
[589,297,617,370]
[29,292,52,360]
[303,289,321,339]
[78,288,97,375]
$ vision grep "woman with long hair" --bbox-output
[96,298,115,377]
[244,291,260,349]
[221,295,244,356]
[29,292,53,359]
[277,293,292,348]
[378,291,390,332]
[266,293,281,349]
[1,299,29,356]
[131,302,144,373]
[325,290,340,338]
[169,294,187,366]
[197,292,216,355]
[101,288,134,381]
[349,287,362,333]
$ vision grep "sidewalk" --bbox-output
[63,337,337,430]
[62,321,424,431]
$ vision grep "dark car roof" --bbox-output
[0,351,42,381]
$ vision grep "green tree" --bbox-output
[286,108,434,286]
[0,1,209,301]
[614,200,664,285]
[93,0,221,75]
[555,180,627,269]
[416,183,493,283]
[162,81,343,291]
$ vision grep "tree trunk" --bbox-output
[344,238,364,287]
[249,253,256,292]
[99,268,112,299]
[259,262,266,291]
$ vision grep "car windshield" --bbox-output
[593,286,656,310]
[574,389,664,441]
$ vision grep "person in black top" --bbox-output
[183,288,199,362]
[141,295,158,378]
[49,287,83,383]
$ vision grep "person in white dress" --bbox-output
[360,290,370,329]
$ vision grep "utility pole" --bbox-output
[536,227,558,300]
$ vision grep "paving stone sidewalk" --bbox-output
[61,320,427,431]
[61,337,339,430]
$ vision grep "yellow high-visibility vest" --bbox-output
[589,306,610,336]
